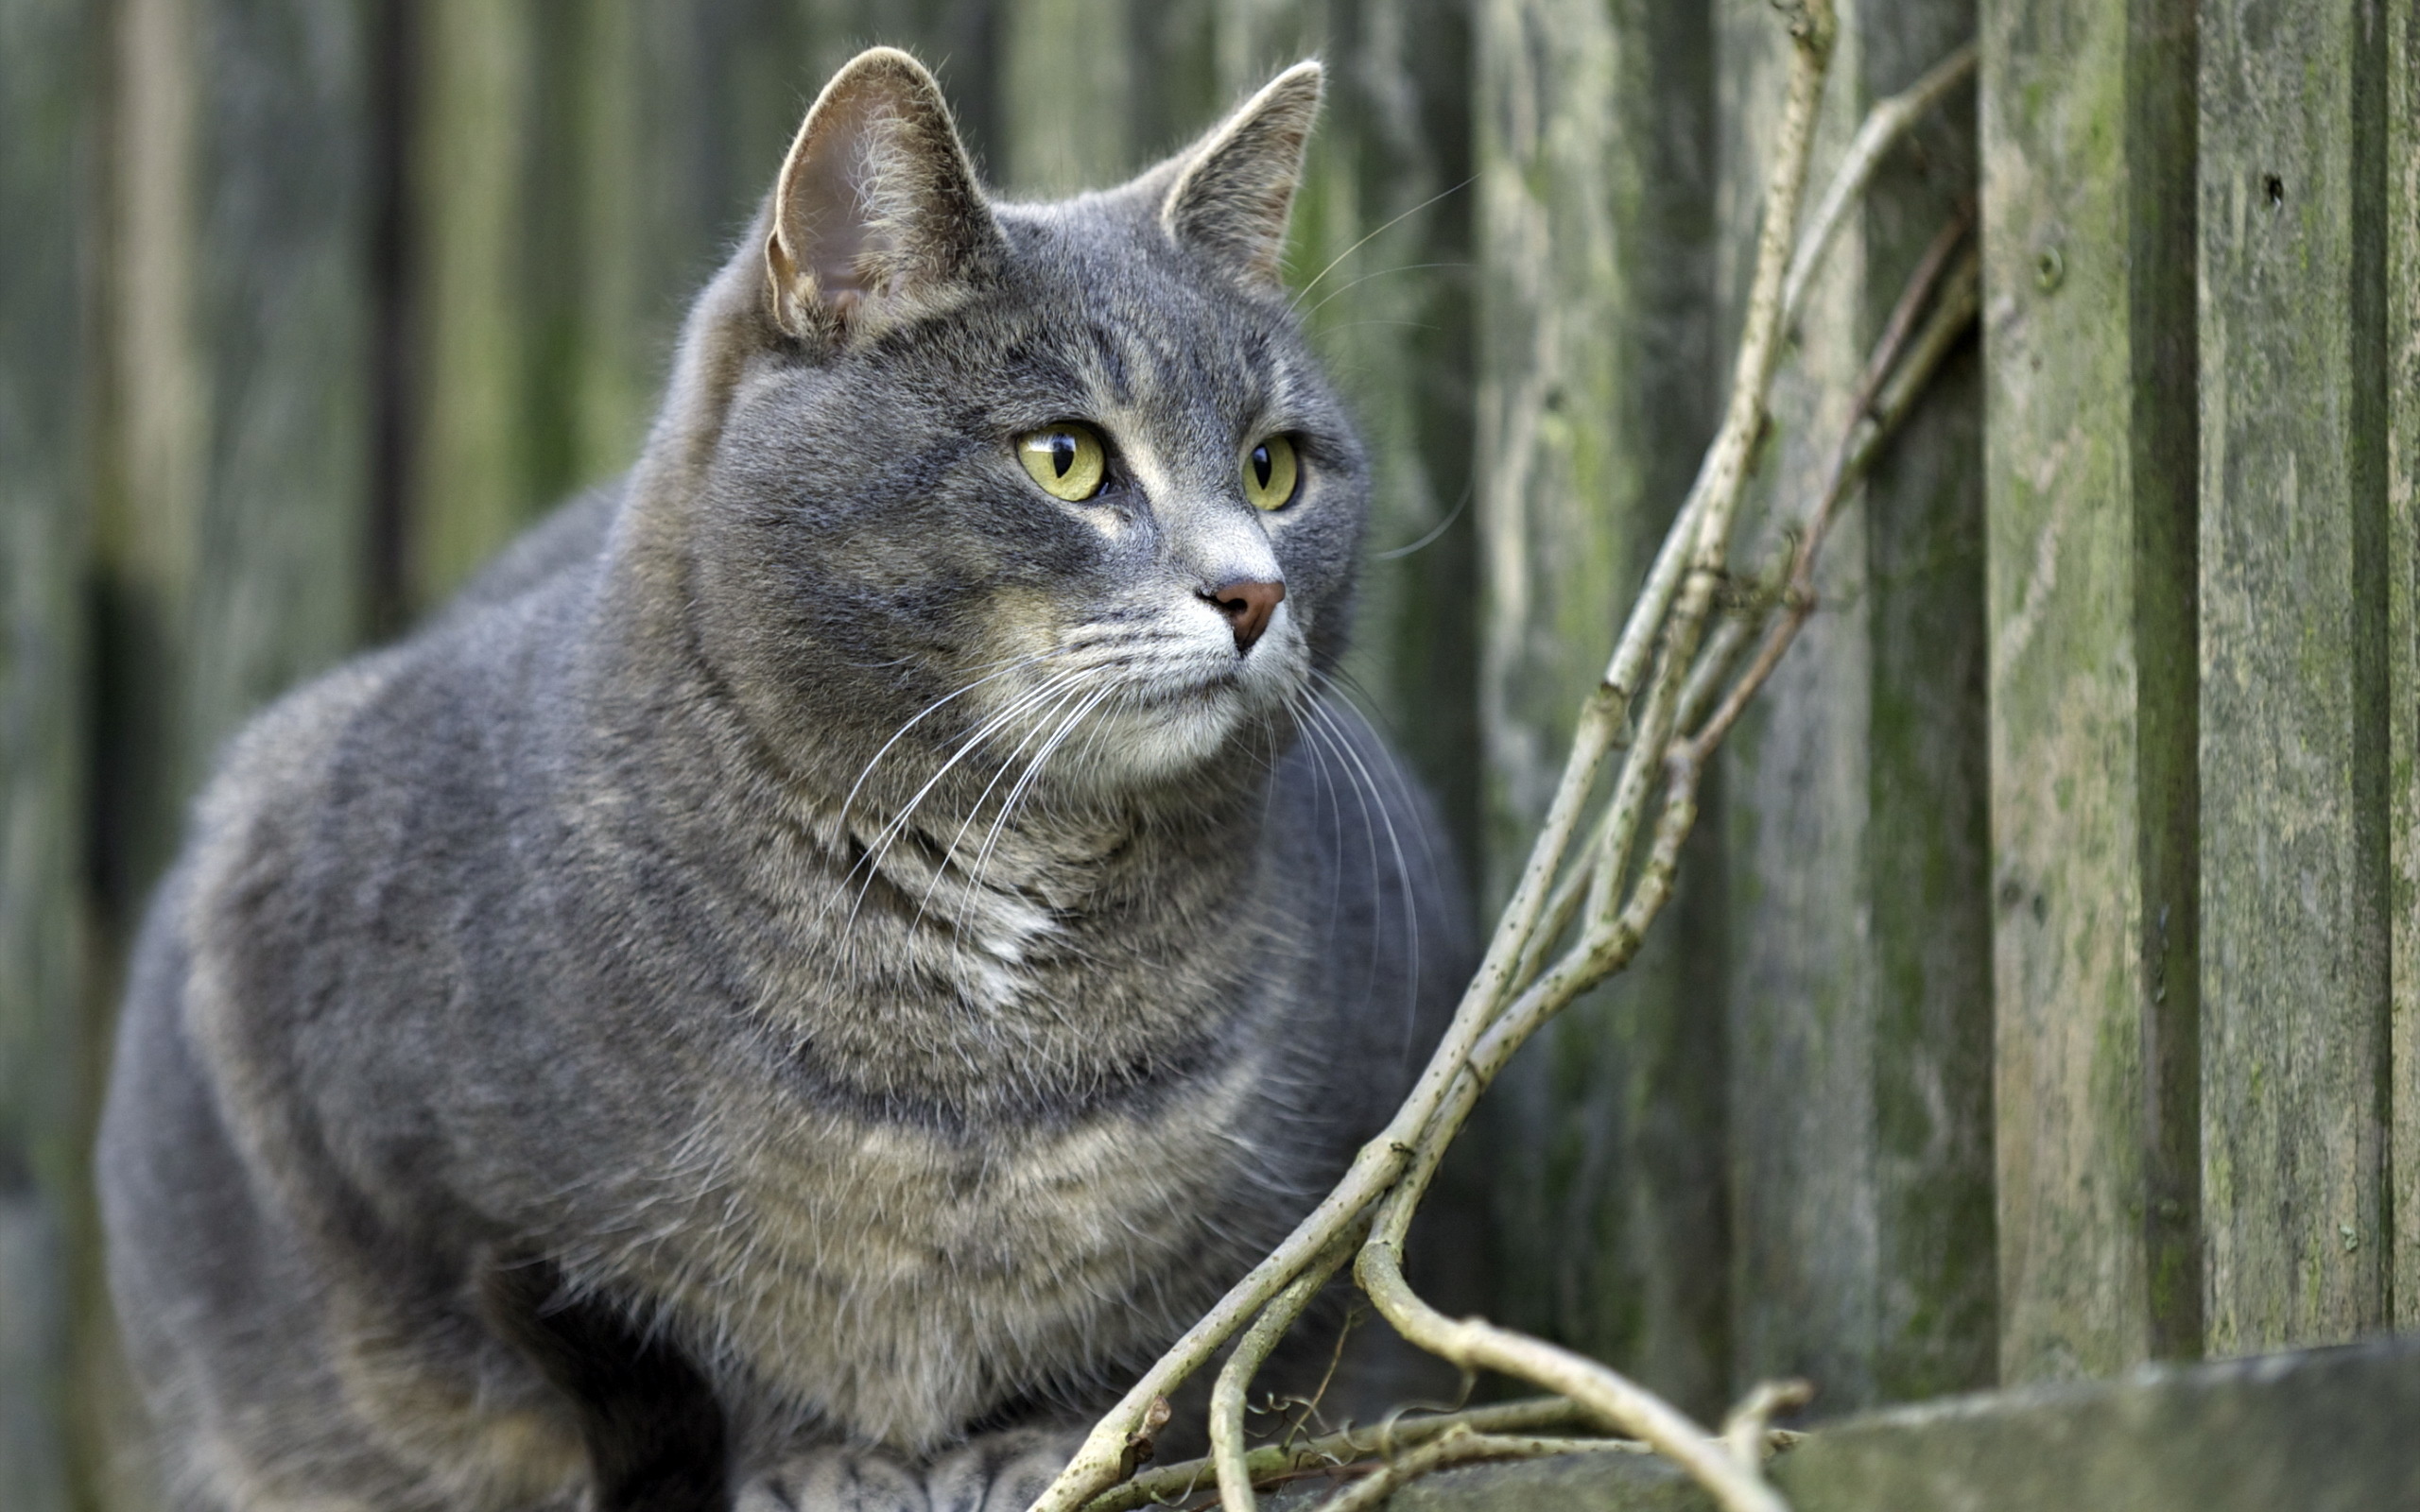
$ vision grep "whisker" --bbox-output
[1288,176,1475,311]
[1298,262,1469,320]
[1373,477,1474,561]
[913,670,1108,936]
[958,679,1121,936]
[837,667,1094,932]
[1304,687,1426,1065]
[838,652,1054,829]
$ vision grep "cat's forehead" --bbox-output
[979,196,1318,408]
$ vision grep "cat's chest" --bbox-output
[666,1051,1275,1449]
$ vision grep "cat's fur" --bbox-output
[99,48,1465,1512]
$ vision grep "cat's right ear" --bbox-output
[765,49,1002,343]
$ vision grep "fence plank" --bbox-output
[0,6,95,1508]
[2388,0,2420,1335]
[409,0,537,608]
[86,2,376,1505]
[997,0,1136,194]
[1721,0,1993,1413]
[1979,0,2202,1382]
[180,0,375,768]
[1471,0,1726,1417]
[2196,0,2394,1353]
[1858,3,1995,1408]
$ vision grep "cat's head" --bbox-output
[641,47,1365,808]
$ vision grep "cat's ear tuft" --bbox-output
[765,48,1002,340]
[1160,60,1323,291]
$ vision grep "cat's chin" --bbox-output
[1052,689,1261,791]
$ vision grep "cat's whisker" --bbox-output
[1308,675,1435,1065]
[836,665,1094,932]
[912,667,1111,936]
[1287,174,1474,311]
[957,679,1125,922]
[1297,260,1469,320]
[954,677,1122,936]
[838,651,1055,830]
[1298,688,1423,1039]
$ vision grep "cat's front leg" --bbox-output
[741,1429,1080,1512]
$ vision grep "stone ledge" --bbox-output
[1320,1334,2420,1510]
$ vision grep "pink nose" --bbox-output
[1204,577,1285,652]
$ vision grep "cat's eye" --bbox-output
[1242,436,1300,511]
[1017,424,1108,502]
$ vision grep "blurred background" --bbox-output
[6,0,2413,1507]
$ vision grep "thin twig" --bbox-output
[1720,1380,1815,1468]
[1309,1429,1655,1512]
[1780,40,1977,334]
[1211,1221,1366,1512]
[1081,1400,1599,1512]
[1684,236,1979,763]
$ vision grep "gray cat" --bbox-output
[99,47,1465,1512]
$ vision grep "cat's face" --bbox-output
[683,52,1362,802]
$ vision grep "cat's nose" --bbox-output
[1203,577,1285,653]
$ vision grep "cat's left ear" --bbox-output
[766,48,1003,340]
[1160,60,1323,291]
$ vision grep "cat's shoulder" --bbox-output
[189,491,613,887]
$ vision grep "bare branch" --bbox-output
[1210,1221,1367,1512]
[1309,1429,1656,1512]
[1781,41,1978,333]
[1081,1400,1603,1512]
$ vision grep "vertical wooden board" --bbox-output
[408,0,536,609]
[1979,0,2202,1383]
[1132,0,1218,164]
[1980,0,2210,1397]
[0,6,93,1508]
[1720,0,1877,1409]
[1860,1,1994,1403]
[94,0,207,917]
[182,0,373,758]
[996,0,1136,194]
[1724,0,1994,1410]
[2197,0,2393,1353]
[1311,0,1485,874]
[88,5,208,1499]
[2387,0,2420,1333]
[1473,0,1728,1416]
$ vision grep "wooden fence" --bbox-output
[1,0,2412,1505]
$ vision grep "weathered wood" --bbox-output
[179,0,375,766]
[1471,0,1726,1417]
[1854,4,1995,1407]
[1979,0,2202,1382]
[86,3,375,1507]
[0,7,95,1509]
[2387,0,2420,1334]
[1354,1336,2420,1512]
[2195,0,2394,1354]
[1720,0,1993,1413]
[407,0,537,609]
[997,0,1135,194]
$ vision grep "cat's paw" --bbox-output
[738,1445,927,1512]
[920,1427,1083,1512]
[738,1429,1080,1512]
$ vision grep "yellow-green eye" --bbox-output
[1017,424,1107,501]
[1242,435,1300,510]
